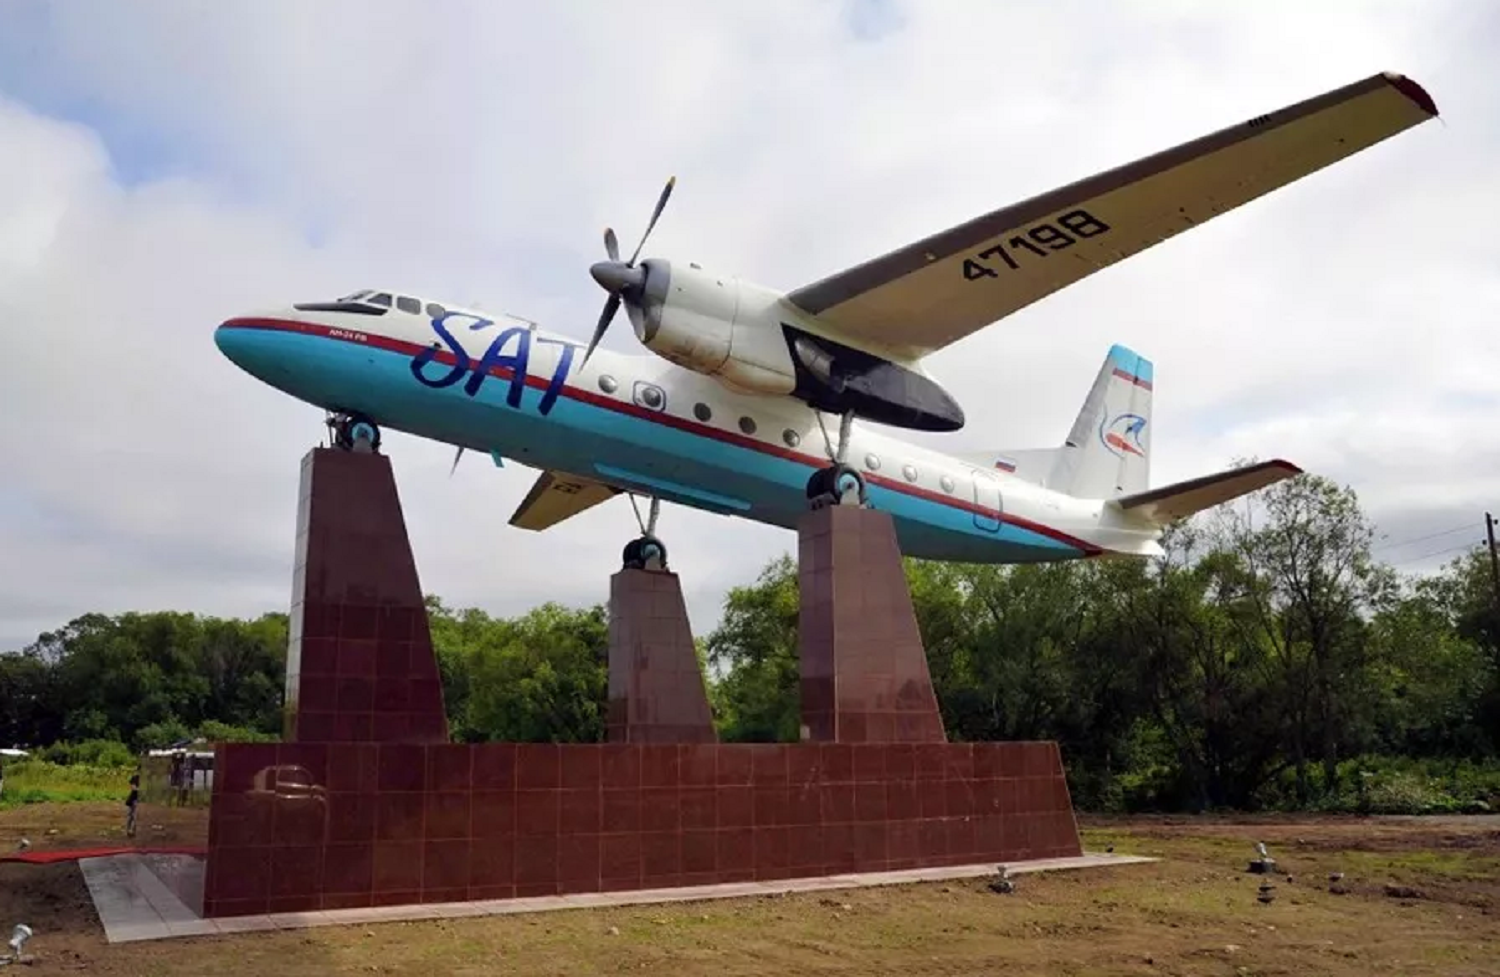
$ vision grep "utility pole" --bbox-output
[1487,512,1500,607]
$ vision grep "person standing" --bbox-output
[124,772,140,838]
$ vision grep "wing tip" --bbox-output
[1381,72,1439,117]
[1266,458,1303,476]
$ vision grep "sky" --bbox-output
[0,0,1496,652]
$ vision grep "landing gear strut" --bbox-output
[327,411,381,454]
[806,410,867,509]
[621,494,668,571]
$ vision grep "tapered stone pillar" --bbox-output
[607,567,718,743]
[283,446,449,744]
[797,504,947,743]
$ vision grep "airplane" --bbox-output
[214,71,1438,569]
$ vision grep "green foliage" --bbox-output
[39,738,136,768]
[133,719,194,752]
[429,600,609,743]
[693,471,1500,812]
[0,757,132,808]
[196,720,278,743]
[3,469,1497,814]
[2,610,287,750]
[705,556,802,743]
[1277,755,1500,815]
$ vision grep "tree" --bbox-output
[453,603,609,743]
[1214,472,1392,801]
[704,556,801,742]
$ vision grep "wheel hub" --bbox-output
[327,412,382,454]
[806,463,867,510]
[622,534,668,571]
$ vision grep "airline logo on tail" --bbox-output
[1101,413,1147,458]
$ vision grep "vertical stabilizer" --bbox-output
[1049,344,1153,499]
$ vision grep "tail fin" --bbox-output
[1048,344,1153,499]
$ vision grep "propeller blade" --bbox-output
[449,446,465,477]
[604,227,619,263]
[582,292,621,367]
[628,175,676,266]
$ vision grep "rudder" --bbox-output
[1050,344,1153,499]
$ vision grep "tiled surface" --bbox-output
[134,755,210,911]
[607,568,718,744]
[201,740,1082,917]
[80,853,211,943]
[284,447,449,745]
[798,506,947,742]
[92,848,1152,943]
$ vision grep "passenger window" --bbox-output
[369,292,393,308]
[426,302,447,319]
[396,295,421,315]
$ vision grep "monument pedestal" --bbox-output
[198,448,1086,920]
[797,504,946,743]
[283,446,449,744]
[607,567,718,743]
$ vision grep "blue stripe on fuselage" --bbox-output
[218,326,1085,563]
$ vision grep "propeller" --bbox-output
[449,446,464,477]
[582,176,676,366]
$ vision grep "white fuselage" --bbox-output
[214,293,1162,563]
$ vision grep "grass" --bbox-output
[1,803,1497,976]
[0,759,132,808]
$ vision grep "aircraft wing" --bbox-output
[508,469,621,531]
[785,72,1438,358]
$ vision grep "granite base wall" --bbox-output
[201,740,1081,917]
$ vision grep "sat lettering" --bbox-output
[409,312,576,416]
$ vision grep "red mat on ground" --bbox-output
[0,845,206,864]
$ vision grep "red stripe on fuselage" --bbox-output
[218,317,1103,554]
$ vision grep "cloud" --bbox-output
[0,1,1495,651]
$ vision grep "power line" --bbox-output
[1388,539,1481,567]
[1372,521,1476,554]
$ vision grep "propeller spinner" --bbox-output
[583,176,676,366]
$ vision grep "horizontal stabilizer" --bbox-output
[509,469,620,531]
[1114,459,1301,525]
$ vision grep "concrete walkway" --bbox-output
[80,851,1156,944]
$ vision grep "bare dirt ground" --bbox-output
[2,803,1497,976]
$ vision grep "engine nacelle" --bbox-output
[626,258,964,432]
[631,260,796,396]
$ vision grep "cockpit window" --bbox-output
[368,292,393,308]
[426,302,447,319]
[396,295,421,315]
[293,289,390,316]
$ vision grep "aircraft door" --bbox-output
[972,470,1002,532]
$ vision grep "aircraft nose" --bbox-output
[214,318,253,363]
[215,316,282,381]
